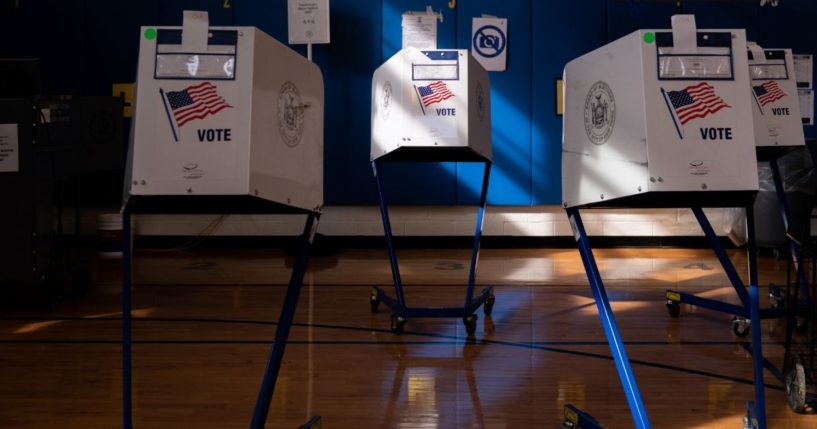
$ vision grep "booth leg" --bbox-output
[250,213,320,429]
[746,205,767,429]
[464,161,491,311]
[770,159,810,304]
[122,208,133,429]
[566,208,651,429]
[372,161,406,310]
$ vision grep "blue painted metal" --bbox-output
[691,207,751,306]
[770,158,811,304]
[566,207,651,429]
[564,404,606,429]
[373,160,406,309]
[122,209,133,429]
[667,289,787,319]
[372,159,493,325]
[746,205,767,429]
[298,415,322,429]
[250,213,320,429]
[464,162,491,309]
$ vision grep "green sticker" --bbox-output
[643,32,655,44]
[144,28,157,40]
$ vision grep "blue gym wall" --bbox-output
[1,0,815,205]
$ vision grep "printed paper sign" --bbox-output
[402,12,437,50]
[799,89,814,125]
[472,17,507,72]
[288,0,331,44]
[794,54,813,89]
[0,124,19,173]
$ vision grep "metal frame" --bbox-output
[370,159,494,334]
[667,160,808,321]
[566,204,767,429]
[562,404,606,429]
[121,208,320,429]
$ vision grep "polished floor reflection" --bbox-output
[0,247,814,428]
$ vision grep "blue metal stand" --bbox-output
[666,161,808,324]
[565,207,650,429]
[370,159,494,335]
[122,208,133,429]
[563,404,606,428]
[121,210,320,429]
[567,205,767,429]
[250,213,320,429]
[768,158,811,307]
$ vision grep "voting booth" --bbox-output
[748,44,804,150]
[369,48,494,335]
[561,16,769,429]
[126,13,323,213]
[121,12,323,429]
[562,17,758,209]
[371,47,491,162]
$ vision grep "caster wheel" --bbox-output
[483,294,495,316]
[666,301,680,318]
[463,314,478,336]
[785,354,807,412]
[732,317,750,338]
[390,314,406,335]
[369,292,380,314]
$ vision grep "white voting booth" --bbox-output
[368,48,494,335]
[560,16,770,429]
[121,11,324,429]
[371,47,491,161]
[562,15,758,208]
[126,11,324,212]
[748,44,805,149]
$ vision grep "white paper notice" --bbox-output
[471,17,507,72]
[0,124,19,173]
[799,89,814,125]
[182,10,209,52]
[288,0,331,44]
[794,54,813,89]
[402,12,437,50]
[671,15,698,54]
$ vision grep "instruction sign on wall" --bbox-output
[0,124,19,173]
[288,0,330,44]
[471,16,507,72]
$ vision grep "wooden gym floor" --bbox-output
[0,246,816,428]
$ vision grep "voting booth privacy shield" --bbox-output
[561,16,769,429]
[747,44,805,149]
[125,14,324,213]
[369,48,494,336]
[371,47,491,162]
[121,12,324,429]
[562,17,758,208]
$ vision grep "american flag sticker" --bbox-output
[753,81,786,108]
[660,82,731,139]
[416,81,454,107]
[160,82,232,141]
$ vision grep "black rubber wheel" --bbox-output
[483,294,495,316]
[369,293,380,314]
[732,318,750,338]
[390,314,406,335]
[464,314,478,336]
[785,354,807,412]
[666,301,680,318]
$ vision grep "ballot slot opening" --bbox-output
[655,32,734,80]
[153,29,238,80]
